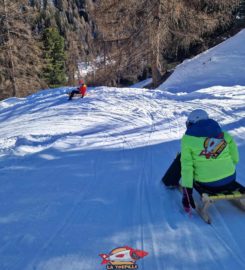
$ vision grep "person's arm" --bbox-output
[225,132,239,165]
[181,135,196,212]
[181,136,194,188]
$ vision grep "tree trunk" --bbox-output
[151,0,163,87]
[151,55,162,87]
[3,0,17,97]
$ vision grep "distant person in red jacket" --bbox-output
[68,79,87,100]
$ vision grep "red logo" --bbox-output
[199,137,227,159]
[99,246,148,269]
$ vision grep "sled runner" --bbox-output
[161,154,245,224]
[193,182,245,224]
[66,92,88,97]
[175,184,245,224]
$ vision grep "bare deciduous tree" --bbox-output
[0,0,44,99]
[90,0,240,87]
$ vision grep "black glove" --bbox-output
[182,187,196,212]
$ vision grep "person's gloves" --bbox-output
[182,187,196,212]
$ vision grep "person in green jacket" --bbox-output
[181,109,240,212]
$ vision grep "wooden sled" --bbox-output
[194,182,245,224]
[66,92,88,98]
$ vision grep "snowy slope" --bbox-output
[0,31,245,270]
[130,78,152,88]
[159,29,245,93]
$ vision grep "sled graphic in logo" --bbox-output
[99,246,148,269]
[200,137,227,159]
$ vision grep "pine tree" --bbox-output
[42,27,66,87]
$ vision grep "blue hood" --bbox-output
[185,119,222,138]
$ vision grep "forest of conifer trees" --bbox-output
[0,0,244,99]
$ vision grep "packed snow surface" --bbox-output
[0,31,245,270]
